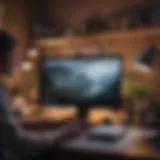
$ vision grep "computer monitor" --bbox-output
[39,56,122,118]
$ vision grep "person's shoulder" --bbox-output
[0,83,7,93]
[0,83,9,101]
[0,82,5,89]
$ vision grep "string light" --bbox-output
[21,61,33,71]
[27,48,39,58]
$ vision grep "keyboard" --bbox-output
[87,125,126,142]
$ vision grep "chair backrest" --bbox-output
[0,148,18,160]
[0,145,6,160]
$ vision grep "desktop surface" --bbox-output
[19,107,160,160]
[60,125,160,160]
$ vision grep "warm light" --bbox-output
[27,48,39,58]
[21,61,33,71]
[134,64,151,73]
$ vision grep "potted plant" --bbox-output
[122,74,137,124]
[122,73,150,125]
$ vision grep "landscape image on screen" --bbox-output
[39,57,121,106]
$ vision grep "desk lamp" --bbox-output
[135,44,157,124]
[135,44,159,98]
[135,44,160,123]
[135,44,160,148]
[135,44,157,70]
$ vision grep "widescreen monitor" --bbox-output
[39,56,122,107]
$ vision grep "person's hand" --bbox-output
[51,121,81,144]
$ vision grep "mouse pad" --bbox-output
[62,127,143,153]
[88,125,126,137]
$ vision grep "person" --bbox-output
[0,30,79,160]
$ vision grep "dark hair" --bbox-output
[0,30,16,74]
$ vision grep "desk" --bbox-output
[20,108,160,160]
[22,124,160,159]
[56,127,159,160]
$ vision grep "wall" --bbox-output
[28,0,50,41]
[2,0,28,57]
[37,28,160,76]
[0,0,29,86]
[48,0,146,27]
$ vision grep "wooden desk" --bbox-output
[20,108,160,160]
[25,126,160,160]
[22,124,160,159]
[58,127,159,160]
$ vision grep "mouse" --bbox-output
[147,132,160,149]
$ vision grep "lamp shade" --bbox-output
[135,44,157,68]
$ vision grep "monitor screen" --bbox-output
[39,56,122,107]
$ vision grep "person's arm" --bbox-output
[0,85,74,158]
[0,117,54,157]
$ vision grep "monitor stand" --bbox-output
[77,105,90,127]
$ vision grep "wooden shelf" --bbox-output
[36,27,160,73]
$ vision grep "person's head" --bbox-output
[0,30,20,86]
[0,30,17,75]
